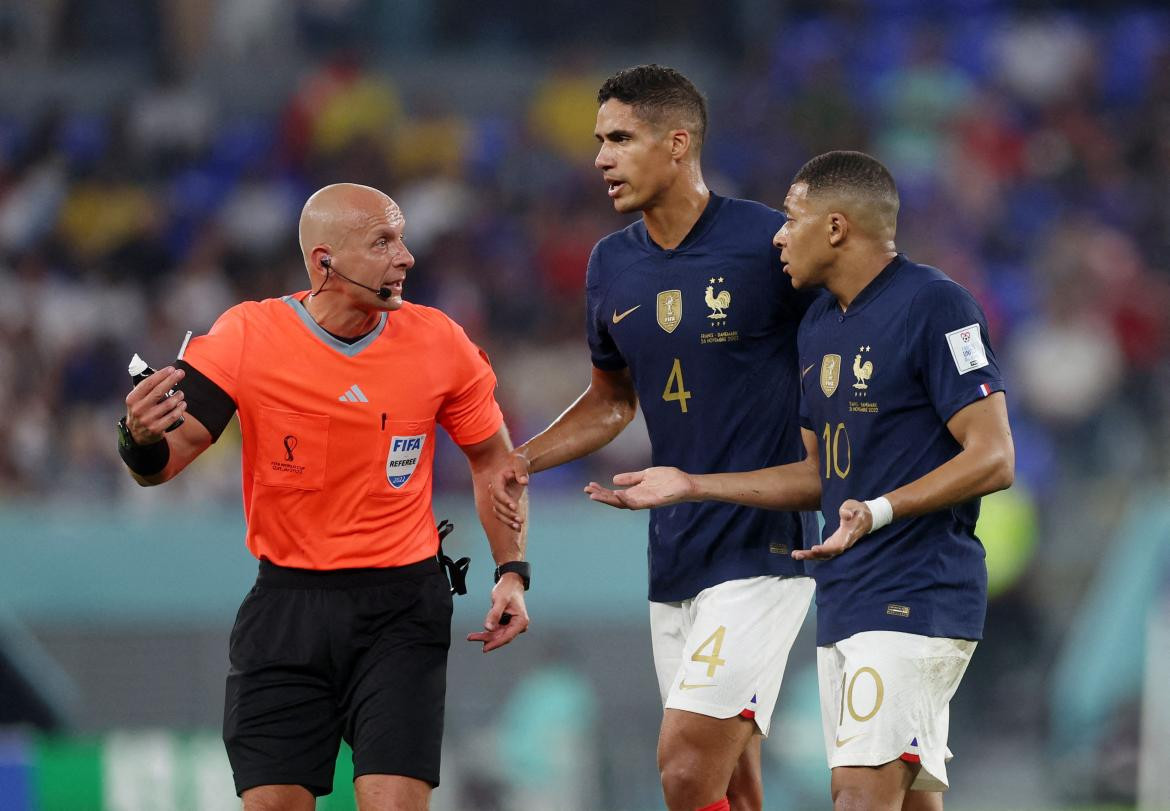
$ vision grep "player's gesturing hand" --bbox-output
[792,498,872,560]
[124,366,186,444]
[584,466,695,510]
[467,572,529,652]
[489,452,530,530]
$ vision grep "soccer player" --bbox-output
[491,65,818,811]
[117,183,530,811]
[586,150,1015,811]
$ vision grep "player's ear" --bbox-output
[827,212,848,247]
[669,128,691,160]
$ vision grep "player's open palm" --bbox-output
[793,498,872,560]
[489,452,530,529]
[585,466,694,510]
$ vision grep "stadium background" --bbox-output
[0,1,1169,809]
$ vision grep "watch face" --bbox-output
[117,418,134,449]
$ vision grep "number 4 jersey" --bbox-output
[797,254,1005,646]
[587,193,819,602]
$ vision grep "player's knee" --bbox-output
[659,750,711,808]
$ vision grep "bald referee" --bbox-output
[117,183,530,810]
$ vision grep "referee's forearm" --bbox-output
[473,471,527,563]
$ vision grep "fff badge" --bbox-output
[386,433,426,488]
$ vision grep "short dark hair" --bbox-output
[598,64,708,147]
[792,151,900,220]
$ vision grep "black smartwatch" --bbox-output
[116,416,137,450]
[117,416,170,476]
[493,560,531,591]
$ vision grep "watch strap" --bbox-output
[117,417,170,476]
[493,560,530,591]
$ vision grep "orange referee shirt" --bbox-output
[183,292,503,570]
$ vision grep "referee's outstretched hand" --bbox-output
[792,498,872,561]
[466,573,529,652]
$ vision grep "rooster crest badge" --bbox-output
[852,346,874,390]
[705,277,731,321]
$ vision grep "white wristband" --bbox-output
[863,497,893,532]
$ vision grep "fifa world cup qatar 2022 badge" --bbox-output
[385,433,425,488]
[945,323,990,374]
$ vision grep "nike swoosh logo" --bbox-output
[612,305,641,324]
[678,680,717,691]
[802,363,817,378]
[835,733,864,748]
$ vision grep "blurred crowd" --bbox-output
[1,5,1168,530]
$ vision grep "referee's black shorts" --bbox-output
[222,556,453,797]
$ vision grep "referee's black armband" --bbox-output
[175,360,237,442]
[117,418,171,476]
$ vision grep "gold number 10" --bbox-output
[821,422,851,480]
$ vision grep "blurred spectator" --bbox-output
[0,7,1165,507]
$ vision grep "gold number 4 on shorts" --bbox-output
[691,625,728,677]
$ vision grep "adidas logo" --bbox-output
[338,384,369,403]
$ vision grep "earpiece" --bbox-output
[311,255,333,297]
[314,254,393,301]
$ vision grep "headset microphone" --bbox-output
[320,256,393,300]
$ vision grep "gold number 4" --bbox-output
[663,358,692,413]
[691,625,728,677]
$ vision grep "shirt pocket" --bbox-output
[368,418,435,497]
[254,407,329,491]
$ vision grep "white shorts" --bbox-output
[817,631,977,792]
[650,575,814,737]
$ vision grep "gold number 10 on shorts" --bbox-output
[839,666,885,724]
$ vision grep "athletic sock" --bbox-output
[696,799,730,811]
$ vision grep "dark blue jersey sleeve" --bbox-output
[585,242,627,371]
[907,280,1005,425]
[796,302,823,432]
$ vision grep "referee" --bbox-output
[117,183,530,810]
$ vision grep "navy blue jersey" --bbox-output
[586,193,819,602]
[797,255,1005,645]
